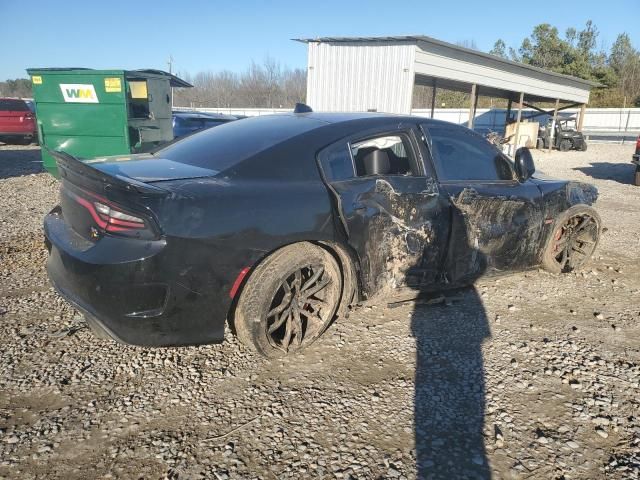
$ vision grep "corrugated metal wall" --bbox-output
[306,42,416,114]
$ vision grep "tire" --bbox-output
[234,242,343,358]
[579,140,588,152]
[541,205,601,274]
[634,166,640,187]
[559,139,572,152]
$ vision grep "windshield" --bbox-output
[155,115,324,173]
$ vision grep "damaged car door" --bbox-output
[421,123,545,284]
[318,126,450,297]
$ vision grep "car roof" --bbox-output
[277,111,463,130]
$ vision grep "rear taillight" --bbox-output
[24,112,34,120]
[68,188,157,239]
[636,136,640,150]
[93,200,146,232]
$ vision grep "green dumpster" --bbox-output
[26,68,192,176]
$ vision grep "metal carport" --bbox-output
[295,36,598,148]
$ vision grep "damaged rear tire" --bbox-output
[541,205,601,274]
[234,242,342,358]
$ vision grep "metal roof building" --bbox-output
[295,36,598,138]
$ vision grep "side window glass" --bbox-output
[426,126,513,181]
[319,145,354,182]
[351,135,414,177]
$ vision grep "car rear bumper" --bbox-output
[0,131,35,138]
[44,209,226,347]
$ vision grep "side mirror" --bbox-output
[514,147,535,182]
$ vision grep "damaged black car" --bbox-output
[44,111,601,357]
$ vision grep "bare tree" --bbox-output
[173,58,307,108]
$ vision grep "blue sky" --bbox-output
[1,0,638,80]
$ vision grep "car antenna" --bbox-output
[293,103,313,114]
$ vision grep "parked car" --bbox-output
[633,135,640,186]
[537,117,587,152]
[44,109,601,357]
[0,98,37,145]
[172,110,238,138]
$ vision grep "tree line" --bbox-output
[173,57,306,108]
[489,21,640,107]
[2,22,638,108]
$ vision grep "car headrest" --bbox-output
[363,149,390,176]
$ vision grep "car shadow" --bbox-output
[0,146,44,179]
[410,287,491,479]
[574,162,636,185]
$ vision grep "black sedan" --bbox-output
[44,110,601,357]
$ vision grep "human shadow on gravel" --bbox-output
[0,147,44,179]
[574,162,636,185]
[410,287,491,479]
[407,210,491,479]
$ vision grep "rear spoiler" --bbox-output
[47,148,168,197]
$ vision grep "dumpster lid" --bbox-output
[26,67,192,88]
[128,69,192,88]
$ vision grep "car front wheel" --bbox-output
[234,242,343,357]
[541,205,601,274]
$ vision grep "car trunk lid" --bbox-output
[51,149,189,242]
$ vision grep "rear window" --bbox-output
[0,99,30,111]
[155,115,323,172]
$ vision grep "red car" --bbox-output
[0,98,37,145]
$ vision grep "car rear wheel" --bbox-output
[234,242,343,358]
[541,206,601,274]
[579,140,588,152]
[559,139,572,152]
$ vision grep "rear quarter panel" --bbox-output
[146,175,337,324]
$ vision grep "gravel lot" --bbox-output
[0,143,639,479]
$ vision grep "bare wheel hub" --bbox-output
[265,265,333,352]
[552,214,598,272]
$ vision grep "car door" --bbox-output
[318,125,450,297]
[421,122,545,284]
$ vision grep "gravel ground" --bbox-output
[0,143,639,479]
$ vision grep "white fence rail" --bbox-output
[176,107,640,136]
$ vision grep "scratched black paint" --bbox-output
[44,113,598,347]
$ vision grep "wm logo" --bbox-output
[60,84,99,103]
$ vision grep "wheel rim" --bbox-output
[551,214,598,272]
[265,264,336,353]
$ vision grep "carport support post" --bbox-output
[513,92,524,154]
[577,103,586,132]
[549,99,560,152]
[430,79,437,119]
[468,83,477,129]
[504,99,513,135]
